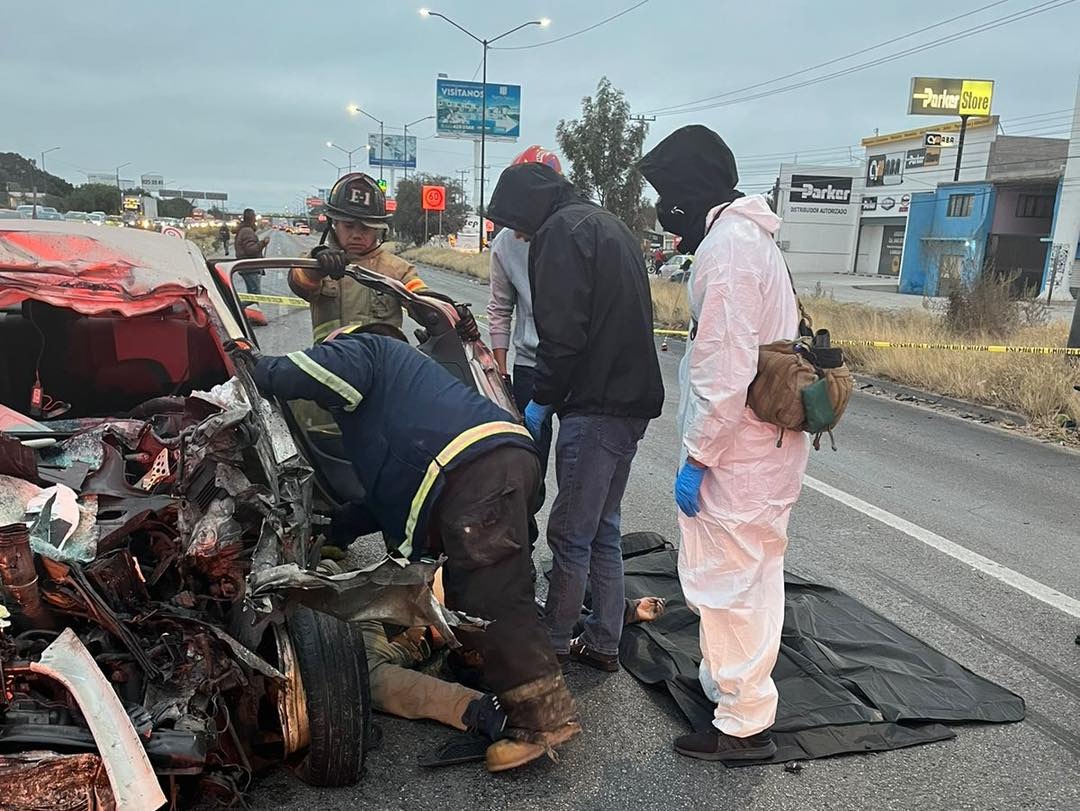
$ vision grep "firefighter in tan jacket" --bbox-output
[289,172,426,342]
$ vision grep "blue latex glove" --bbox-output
[523,400,553,440]
[674,460,707,517]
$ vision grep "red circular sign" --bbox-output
[422,185,446,211]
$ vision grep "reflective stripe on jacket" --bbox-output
[253,334,533,558]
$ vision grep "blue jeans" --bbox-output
[543,414,648,656]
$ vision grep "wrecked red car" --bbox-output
[0,222,497,808]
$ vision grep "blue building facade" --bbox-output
[898,182,996,296]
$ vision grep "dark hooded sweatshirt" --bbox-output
[486,164,664,420]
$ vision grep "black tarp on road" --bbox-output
[619,546,1026,764]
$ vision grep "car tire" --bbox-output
[287,606,372,787]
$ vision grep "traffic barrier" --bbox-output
[239,293,309,308]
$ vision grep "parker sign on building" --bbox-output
[789,175,853,213]
[908,77,994,117]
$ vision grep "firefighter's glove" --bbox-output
[223,339,261,378]
[455,304,482,342]
[311,245,348,280]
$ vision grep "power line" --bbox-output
[644,0,1013,115]
[491,0,651,50]
[646,0,1077,117]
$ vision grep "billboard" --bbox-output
[788,175,853,209]
[908,77,994,117]
[368,133,417,169]
[87,172,116,185]
[436,78,521,141]
[141,173,164,190]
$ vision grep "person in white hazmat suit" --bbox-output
[639,125,810,762]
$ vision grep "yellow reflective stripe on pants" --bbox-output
[313,320,342,344]
[285,351,363,412]
[401,420,532,559]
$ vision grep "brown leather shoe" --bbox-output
[486,739,547,773]
[485,721,583,773]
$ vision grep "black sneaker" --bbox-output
[673,729,777,762]
[566,636,619,672]
[461,694,508,742]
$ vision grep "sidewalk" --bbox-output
[790,271,1077,321]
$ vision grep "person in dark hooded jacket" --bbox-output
[486,163,664,673]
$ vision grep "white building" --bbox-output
[854,116,998,276]
[775,164,862,274]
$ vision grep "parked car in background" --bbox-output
[38,210,64,221]
[0,209,23,219]
[64,211,90,223]
[105,215,125,227]
[89,211,106,226]
[658,253,693,281]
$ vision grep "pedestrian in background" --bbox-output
[218,223,230,255]
[487,162,664,673]
[234,208,269,293]
[640,124,809,763]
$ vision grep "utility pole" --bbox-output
[1059,74,1080,342]
[455,168,471,206]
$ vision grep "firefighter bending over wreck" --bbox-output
[238,324,580,773]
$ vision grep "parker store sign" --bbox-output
[908,77,994,117]
[789,175,853,213]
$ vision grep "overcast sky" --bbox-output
[4,0,1078,211]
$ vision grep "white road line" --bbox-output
[804,475,1080,619]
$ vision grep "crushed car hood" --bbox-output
[0,222,243,334]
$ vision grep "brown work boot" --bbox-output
[486,721,583,773]
[486,672,580,773]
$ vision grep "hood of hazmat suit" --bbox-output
[639,125,745,254]
[673,177,811,737]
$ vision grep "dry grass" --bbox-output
[651,279,692,328]
[402,247,491,281]
[401,250,1079,431]
[804,295,1080,432]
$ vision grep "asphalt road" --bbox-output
[245,232,1080,810]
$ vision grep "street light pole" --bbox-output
[115,160,131,194]
[36,147,60,219]
[322,158,346,177]
[347,105,387,183]
[403,115,435,181]
[325,142,367,175]
[420,10,549,252]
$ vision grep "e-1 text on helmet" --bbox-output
[325,172,390,225]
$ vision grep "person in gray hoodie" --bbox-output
[485,146,563,475]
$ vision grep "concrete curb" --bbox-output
[853,373,1029,427]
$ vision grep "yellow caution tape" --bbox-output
[833,339,1080,356]
[650,330,1080,355]
[239,293,309,308]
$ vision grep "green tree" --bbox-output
[158,197,194,219]
[64,184,121,215]
[556,77,649,232]
[391,175,468,246]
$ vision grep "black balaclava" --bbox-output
[638,125,743,254]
